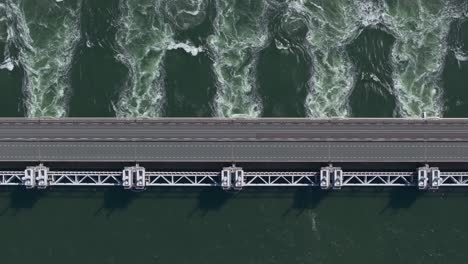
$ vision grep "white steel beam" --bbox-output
[439,172,468,186]
[48,171,122,186]
[342,172,414,186]
[0,171,23,185]
[243,172,318,186]
[146,171,219,186]
[3,168,468,189]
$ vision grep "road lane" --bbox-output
[0,118,468,162]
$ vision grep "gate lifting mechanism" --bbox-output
[319,165,343,190]
[1,164,468,191]
[417,165,441,190]
[221,165,244,191]
[123,165,146,190]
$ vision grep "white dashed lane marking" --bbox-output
[0,141,468,160]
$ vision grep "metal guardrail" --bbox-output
[2,164,468,191]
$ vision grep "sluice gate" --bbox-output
[1,164,467,191]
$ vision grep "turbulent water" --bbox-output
[113,0,172,117]
[209,0,268,117]
[384,0,466,117]
[2,0,81,117]
[268,0,467,117]
[0,3,12,71]
[114,0,206,117]
[0,0,467,117]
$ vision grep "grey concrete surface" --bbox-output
[0,118,467,162]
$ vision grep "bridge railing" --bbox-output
[243,172,318,186]
[49,171,122,186]
[0,171,23,185]
[341,172,414,186]
[146,171,219,186]
[439,172,468,186]
[3,164,468,190]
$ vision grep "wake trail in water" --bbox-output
[209,0,269,117]
[382,0,467,117]
[4,0,82,117]
[0,3,14,71]
[114,0,173,117]
[279,0,382,117]
[114,0,207,117]
[295,0,466,117]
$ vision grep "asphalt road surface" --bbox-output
[0,118,467,162]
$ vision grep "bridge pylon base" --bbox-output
[221,166,244,191]
[320,166,342,190]
[23,164,49,189]
[418,165,440,190]
[122,165,146,190]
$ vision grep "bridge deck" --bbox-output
[0,118,467,162]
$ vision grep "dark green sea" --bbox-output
[1,0,468,263]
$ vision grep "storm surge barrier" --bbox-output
[0,164,467,191]
[2,117,468,191]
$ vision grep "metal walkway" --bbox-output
[1,164,468,190]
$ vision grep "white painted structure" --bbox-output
[1,165,467,190]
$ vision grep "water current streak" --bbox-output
[114,0,206,117]
[383,0,466,117]
[209,0,268,117]
[281,0,379,117]
[0,3,13,71]
[114,0,172,117]
[277,0,465,117]
[4,0,81,117]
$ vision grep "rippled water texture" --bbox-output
[2,0,81,117]
[1,1,468,264]
[1,0,467,118]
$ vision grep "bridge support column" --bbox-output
[135,166,146,190]
[418,165,440,190]
[23,167,36,189]
[333,168,343,190]
[234,168,244,191]
[122,168,133,189]
[417,166,429,190]
[221,168,231,190]
[22,164,49,189]
[36,164,49,189]
[429,167,440,190]
[321,166,341,190]
[221,166,243,191]
[320,167,330,189]
[122,165,146,190]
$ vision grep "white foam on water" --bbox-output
[0,57,14,71]
[307,210,321,240]
[208,0,269,117]
[0,3,14,71]
[0,3,6,39]
[4,0,81,117]
[288,0,465,117]
[167,41,203,56]
[381,0,466,117]
[164,0,208,30]
[287,0,376,117]
[274,39,290,50]
[114,0,209,117]
[114,0,173,117]
[454,48,468,61]
[453,45,468,69]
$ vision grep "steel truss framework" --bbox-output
[1,165,468,190]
